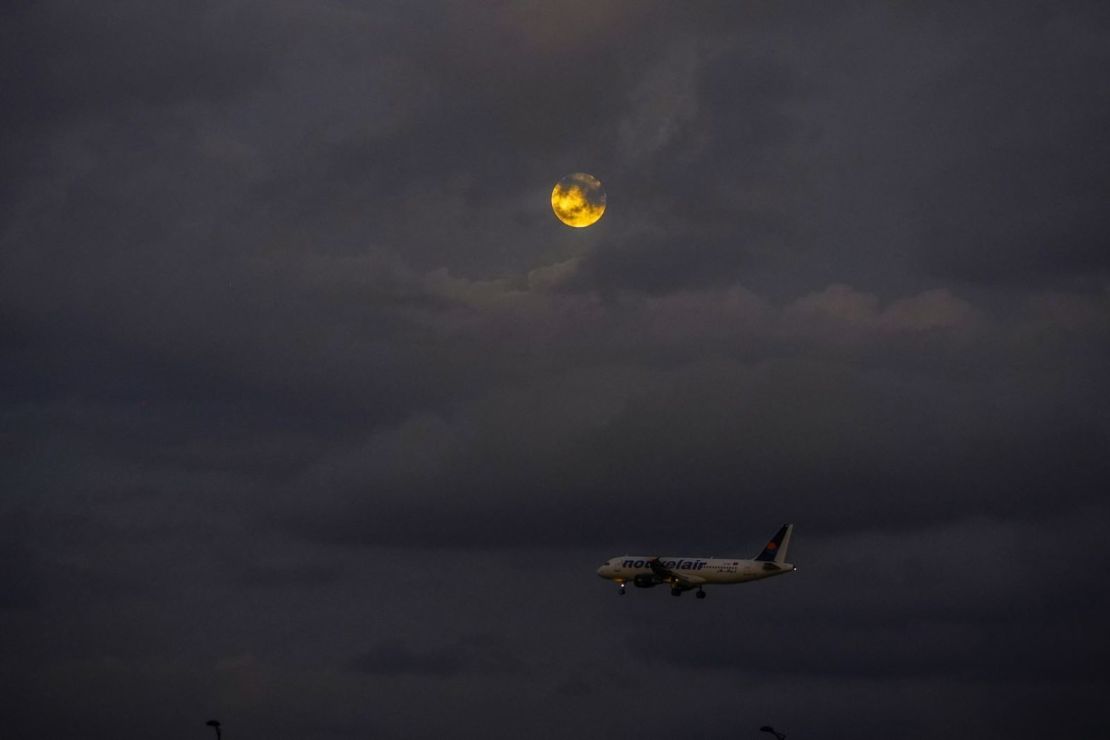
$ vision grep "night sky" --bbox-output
[3,2,1109,738]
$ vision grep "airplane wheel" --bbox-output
[618,588,626,596]
[696,590,706,599]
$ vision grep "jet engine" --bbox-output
[633,574,659,588]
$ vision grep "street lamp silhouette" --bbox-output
[205,719,222,739]
[760,726,786,740]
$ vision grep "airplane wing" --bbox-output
[647,558,706,587]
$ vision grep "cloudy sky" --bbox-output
[2,1,1108,738]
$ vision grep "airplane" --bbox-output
[596,524,796,599]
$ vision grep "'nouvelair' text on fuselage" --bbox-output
[622,559,708,570]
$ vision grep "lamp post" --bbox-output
[760,726,786,740]
[205,720,222,739]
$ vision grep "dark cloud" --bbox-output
[238,562,343,590]
[909,5,1110,282]
[3,1,1109,738]
[0,542,40,610]
[350,642,468,678]
[350,634,521,678]
[632,514,1110,679]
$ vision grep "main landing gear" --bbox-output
[695,588,707,600]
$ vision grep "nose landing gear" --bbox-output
[617,583,626,596]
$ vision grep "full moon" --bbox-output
[551,172,606,228]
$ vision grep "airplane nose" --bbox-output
[596,566,608,578]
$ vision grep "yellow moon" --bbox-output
[551,173,606,228]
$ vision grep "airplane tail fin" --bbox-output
[754,524,793,564]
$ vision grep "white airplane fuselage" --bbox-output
[596,524,796,597]
[597,555,794,585]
